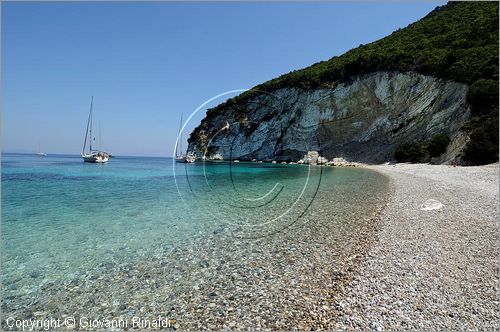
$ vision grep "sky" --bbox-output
[2,1,445,157]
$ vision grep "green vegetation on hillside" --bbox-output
[251,2,498,95]
[428,134,451,158]
[466,79,499,115]
[394,142,430,163]
[194,2,499,165]
[394,134,451,163]
[462,114,499,164]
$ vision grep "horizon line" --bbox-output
[1,151,173,158]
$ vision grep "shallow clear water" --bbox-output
[1,153,389,324]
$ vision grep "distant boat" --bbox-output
[36,144,47,156]
[82,97,109,163]
[175,113,195,163]
[184,153,196,163]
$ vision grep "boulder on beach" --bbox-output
[304,151,319,165]
[420,199,444,211]
[209,153,224,161]
[326,157,359,167]
[317,156,328,165]
[328,157,347,166]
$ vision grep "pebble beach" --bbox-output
[333,163,499,330]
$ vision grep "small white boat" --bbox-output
[82,97,109,163]
[175,113,196,163]
[175,154,196,163]
[36,144,47,156]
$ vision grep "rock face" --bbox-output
[188,71,470,163]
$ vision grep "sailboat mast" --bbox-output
[99,121,102,151]
[89,97,93,153]
[176,113,183,157]
[180,113,183,156]
[82,96,93,155]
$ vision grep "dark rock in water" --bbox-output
[208,292,217,298]
[29,271,41,279]
[41,282,54,290]
[213,228,224,235]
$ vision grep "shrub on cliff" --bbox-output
[466,79,499,115]
[428,134,450,157]
[394,143,429,163]
[395,134,450,163]
[463,114,499,164]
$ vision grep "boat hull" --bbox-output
[82,153,109,163]
[175,155,196,163]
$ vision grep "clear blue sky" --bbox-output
[2,1,444,156]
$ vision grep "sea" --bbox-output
[1,153,390,329]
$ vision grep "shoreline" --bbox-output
[333,163,499,330]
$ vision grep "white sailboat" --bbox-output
[36,144,47,156]
[175,113,195,163]
[82,97,109,163]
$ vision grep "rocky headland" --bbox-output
[188,71,470,164]
[187,2,498,166]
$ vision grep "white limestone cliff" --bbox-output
[188,71,470,164]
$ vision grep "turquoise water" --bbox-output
[1,153,389,325]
